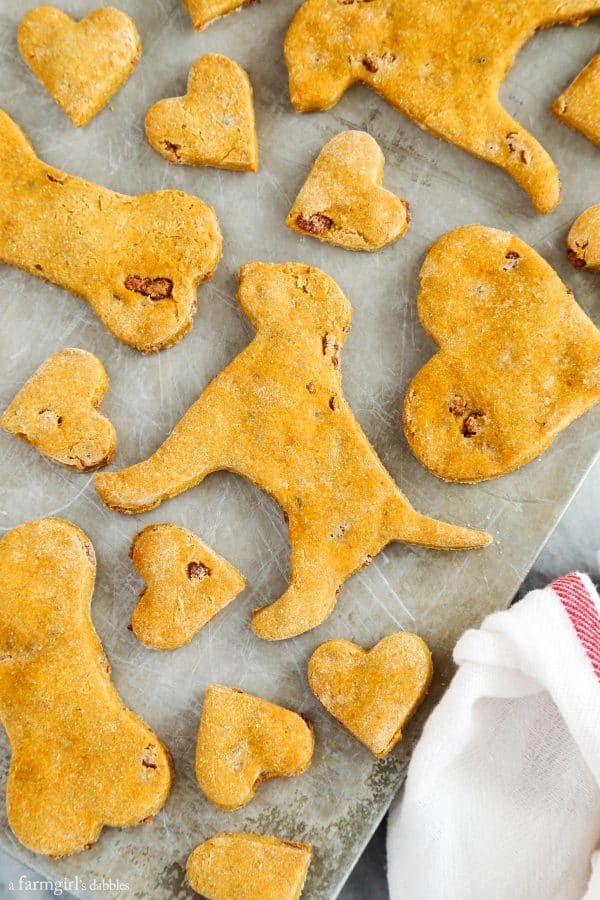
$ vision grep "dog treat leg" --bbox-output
[0,110,221,352]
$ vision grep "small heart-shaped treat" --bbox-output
[187,833,312,900]
[182,0,252,32]
[552,55,600,149]
[403,225,600,482]
[18,6,141,127]
[130,524,246,650]
[568,205,600,271]
[308,633,432,758]
[145,55,258,171]
[287,131,410,251]
[195,685,314,809]
[0,348,116,472]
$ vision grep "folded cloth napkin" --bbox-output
[387,573,600,900]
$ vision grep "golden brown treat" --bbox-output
[287,131,409,251]
[308,632,432,758]
[0,348,115,472]
[403,225,600,483]
[145,55,258,171]
[567,204,600,270]
[0,518,172,857]
[182,0,251,31]
[95,262,490,640]
[187,833,312,900]
[552,55,600,148]
[195,685,314,810]
[130,524,246,650]
[18,6,141,127]
[285,0,600,213]
[0,110,221,353]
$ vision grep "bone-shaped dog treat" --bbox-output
[308,632,433,758]
[187,833,312,900]
[0,518,172,857]
[145,55,258,171]
[182,0,252,31]
[0,110,222,352]
[18,6,141,127]
[403,225,600,483]
[284,0,600,213]
[195,685,314,809]
[287,131,410,251]
[553,55,600,148]
[95,262,490,640]
[0,348,116,472]
[130,523,246,650]
[568,205,600,270]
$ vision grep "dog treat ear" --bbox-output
[0,110,222,353]
[0,518,172,857]
[285,0,600,212]
[403,225,600,482]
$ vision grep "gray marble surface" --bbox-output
[1,455,598,899]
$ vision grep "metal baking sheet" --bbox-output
[0,2,599,897]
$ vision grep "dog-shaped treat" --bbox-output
[0,110,221,352]
[0,518,172,857]
[95,263,490,640]
[284,0,600,212]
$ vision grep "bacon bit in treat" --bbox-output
[142,744,158,769]
[306,381,316,393]
[124,275,174,300]
[187,561,210,580]
[502,250,520,271]
[462,411,485,437]
[296,213,334,235]
[449,394,467,416]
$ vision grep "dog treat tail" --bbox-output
[0,109,35,166]
[391,504,491,550]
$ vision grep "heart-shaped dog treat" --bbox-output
[182,0,252,32]
[567,204,600,270]
[187,833,312,900]
[145,55,258,171]
[308,633,432,758]
[130,524,246,650]
[0,519,172,857]
[553,55,600,149]
[195,685,314,810]
[18,6,141,127]
[287,131,410,251]
[1,348,116,472]
[404,225,600,482]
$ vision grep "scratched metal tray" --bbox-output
[0,1,599,897]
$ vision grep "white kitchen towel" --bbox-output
[387,572,600,900]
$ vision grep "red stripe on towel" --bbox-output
[551,573,600,681]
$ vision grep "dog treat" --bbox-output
[182,0,252,31]
[0,110,221,353]
[308,632,433,758]
[287,131,409,251]
[195,685,314,810]
[553,55,600,148]
[285,0,600,213]
[95,262,490,640]
[0,518,172,857]
[567,205,600,271]
[145,54,258,171]
[130,524,246,650]
[187,833,312,900]
[18,6,141,127]
[403,225,600,483]
[0,348,115,472]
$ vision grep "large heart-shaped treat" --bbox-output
[403,225,600,483]
[195,685,314,809]
[187,833,312,900]
[1,348,116,472]
[552,55,600,149]
[130,524,246,650]
[145,54,258,171]
[18,6,141,127]
[567,204,600,270]
[287,131,410,251]
[182,0,253,32]
[308,633,432,758]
